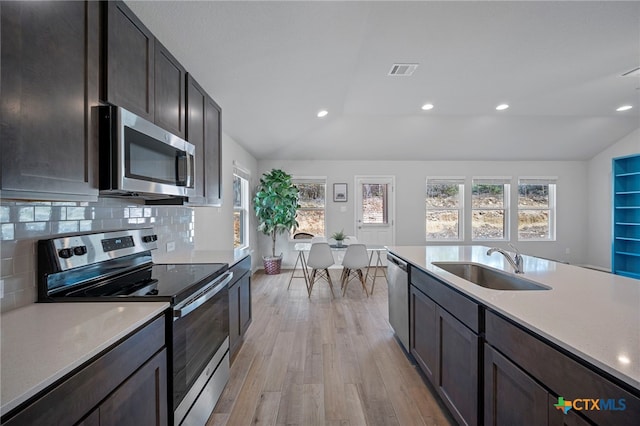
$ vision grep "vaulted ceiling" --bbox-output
[126,1,640,161]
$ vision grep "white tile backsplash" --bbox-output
[0,198,195,313]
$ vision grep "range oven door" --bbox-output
[172,271,233,424]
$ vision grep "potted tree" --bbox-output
[253,169,300,274]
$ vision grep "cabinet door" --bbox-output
[1,1,99,200]
[436,307,479,426]
[484,344,548,426]
[185,74,222,206]
[204,95,223,205]
[228,279,241,360]
[105,0,154,121]
[410,285,437,382]
[100,349,168,426]
[239,273,252,335]
[154,40,186,138]
[186,74,207,204]
[76,410,99,426]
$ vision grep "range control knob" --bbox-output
[142,234,158,243]
[73,246,88,256]
[58,248,74,259]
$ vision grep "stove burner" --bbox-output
[38,229,228,304]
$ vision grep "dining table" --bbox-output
[288,242,387,294]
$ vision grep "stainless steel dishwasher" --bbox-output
[387,252,409,352]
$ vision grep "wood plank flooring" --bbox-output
[208,268,455,426]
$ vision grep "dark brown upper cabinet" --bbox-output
[103,0,155,122]
[103,1,186,139]
[154,41,186,139]
[186,74,222,206]
[0,1,100,201]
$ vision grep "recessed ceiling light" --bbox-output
[618,355,631,365]
[421,103,434,111]
[496,104,509,111]
[317,110,328,118]
[616,105,633,112]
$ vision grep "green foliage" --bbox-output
[331,229,346,241]
[472,184,504,196]
[254,169,300,257]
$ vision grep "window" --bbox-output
[361,183,388,224]
[233,172,249,249]
[426,178,464,240]
[293,178,326,237]
[472,178,510,240]
[518,178,556,240]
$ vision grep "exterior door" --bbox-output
[355,176,395,252]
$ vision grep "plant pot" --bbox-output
[263,255,283,275]
[336,240,344,247]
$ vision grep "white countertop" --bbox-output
[0,302,169,416]
[387,245,640,391]
[152,248,251,266]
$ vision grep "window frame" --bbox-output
[471,177,511,241]
[291,176,327,239]
[425,177,465,242]
[517,177,557,242]
[233,172,250,249]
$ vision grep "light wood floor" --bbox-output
[208,268,454,426]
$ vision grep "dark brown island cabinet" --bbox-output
[228,256,252,361]
[1,315,168,426]
[407,263,640,426]
[1,1,100,201]
[484,311,639,426]
[410,267,481,426]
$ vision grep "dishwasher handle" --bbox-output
[387,253,407,272]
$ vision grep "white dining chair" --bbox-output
[306,242,336,298]
[340,244,369,297]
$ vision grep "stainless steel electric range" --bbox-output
[37,228,232,426]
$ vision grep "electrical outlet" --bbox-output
[166,241,176,252]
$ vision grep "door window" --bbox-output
[362,183,388,225]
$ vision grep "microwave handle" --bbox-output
[185,151,193,189]
[175,152,192,188]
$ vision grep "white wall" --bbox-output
[587,129,640,269]
[256,160,589,269]
[194,132,259,269]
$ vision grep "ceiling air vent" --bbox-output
[388,63,419,76]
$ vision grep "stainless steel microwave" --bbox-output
[98,105,196,199]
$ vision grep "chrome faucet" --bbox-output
[487,244,524,274]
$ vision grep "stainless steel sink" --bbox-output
[431,262,551,291]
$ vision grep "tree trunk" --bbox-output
[271,230,277,257]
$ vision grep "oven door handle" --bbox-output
[173,271,233,320]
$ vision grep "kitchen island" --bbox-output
[387,245,640,426]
